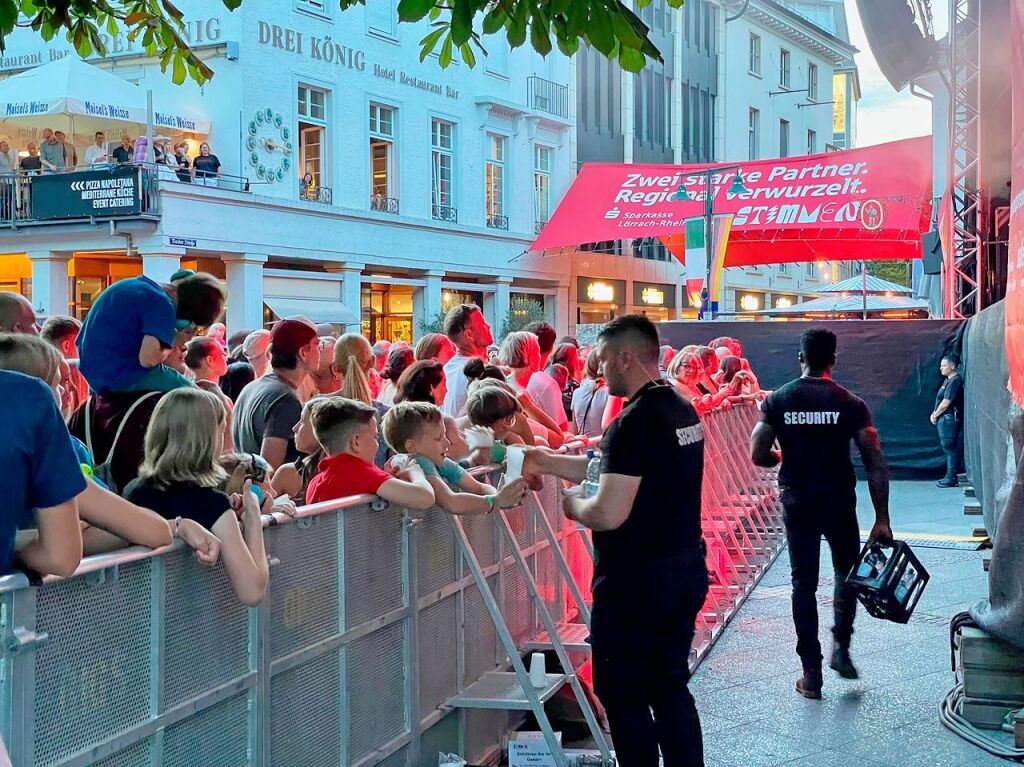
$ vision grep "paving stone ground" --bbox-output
[695,480,1007,767]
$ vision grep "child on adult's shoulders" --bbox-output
[382,401,526,515]
[305,396,434,509]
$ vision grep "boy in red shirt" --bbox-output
[381,401,526,514]
[306,397,434,508]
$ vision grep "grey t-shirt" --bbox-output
[39,140,65,170]
[232,372,302,462]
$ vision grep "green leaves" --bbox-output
[0,0,676,85]
[397,0,434,22]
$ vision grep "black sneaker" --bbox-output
[937,479,959,488]
[796,669,823,699]
[830,645,860,679]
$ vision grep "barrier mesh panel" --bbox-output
[506,503,532,548]
[163,691,249,767]
[348,621,407,762]
[417,596,458,714]
[92,737,153,767]
[534,546,559,618]
[503,565,532,647]
[462,513,496,568]
[538,477,562,531]
[34,560,152,767]
[344,505,404,628]
[419,712,460,761]
[163,549,250,709]
[462,576,498,683]
[267,517,340,661]
[417,509,457,598]
[270,648,342,767]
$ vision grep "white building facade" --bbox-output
[0,0,576,340]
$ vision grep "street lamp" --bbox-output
[675,165,751,319]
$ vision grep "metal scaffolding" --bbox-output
[947,0,984,318]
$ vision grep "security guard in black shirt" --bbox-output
[524,315,708,767]
[750,328,892,699]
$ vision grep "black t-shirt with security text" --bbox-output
[760,376,871,507]
[597,381,704,577]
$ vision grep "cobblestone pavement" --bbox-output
[695,480,1007,767]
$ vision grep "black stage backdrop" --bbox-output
[658,319,965,479]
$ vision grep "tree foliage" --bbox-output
[866,260,911,288]
[500,297,545,338]
[0,0,682,85]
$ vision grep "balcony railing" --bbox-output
[370,195,399,214]
[527,75,569,119]
[0,165,161,226]
[432,204,458,223]
[300,186,333,205]
[486,213,509,230]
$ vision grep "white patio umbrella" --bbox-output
[0,56,209,152]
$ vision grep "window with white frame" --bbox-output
[298,85,329,188]
[749,33,761,75]
[780,48,791,88]
[748,108,760,160]
[533,145,552,226]
[369,104,396,206]
[431,118,455,215]
[778,263,789,274]
[806,262,816,278]
[780,118,790,157]
[365,0,396,37]
[807,129,817,155]
[807,62,818,100]
[295,0,329,17]
[485,133,507,226]
[486,37,510,77]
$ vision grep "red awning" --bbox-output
[532,136,933,266]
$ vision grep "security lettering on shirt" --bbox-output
[676,423,705,446]
[783,411,841,425]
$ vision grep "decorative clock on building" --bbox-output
[246,108,293,183]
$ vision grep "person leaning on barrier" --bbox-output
[394,359,468,460]
[750,328,892,700]
[1,341,85,577]
[305,396,434,509]
[462,379,532,466]
[381,401,525,515]
[270,395,326,506]
[0,334,218,561]
[124,388,270,606]
[521,315,710,767]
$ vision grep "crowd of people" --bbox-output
[0,129,223,182]
[0,273,763,603]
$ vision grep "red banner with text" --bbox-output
[532,137,933,267]
[1008,0,1024,406]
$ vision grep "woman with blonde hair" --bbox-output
[332,333,390,466]
[124,388,269,606]
[0,334,218,560]
[667,351,705,401]
[498,331,565,447]
[571,348,611,438]
[271,395,326,505]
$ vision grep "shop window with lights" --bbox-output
[298,85,329,190]
[369,103,397,211]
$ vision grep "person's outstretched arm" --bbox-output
[750,422,781,468]
[854,425,892,544]
[377,464,436,509]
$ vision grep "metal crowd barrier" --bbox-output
[0,401,782,767]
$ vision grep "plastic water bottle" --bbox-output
[582,450,601,498]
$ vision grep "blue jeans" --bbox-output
[937,414,964,482]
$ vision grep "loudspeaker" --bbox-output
[921,230,943,274]
[856,0,939,91]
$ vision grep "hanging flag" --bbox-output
[1007,0,1024,406]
